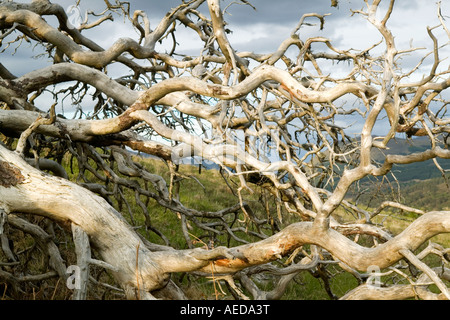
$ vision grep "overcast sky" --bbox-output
[79,0,449,73]
[5,0,450,76]
[3,0,450,135]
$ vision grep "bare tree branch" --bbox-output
[0,0,448,300]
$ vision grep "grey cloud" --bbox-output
[2,0,446,77]
[221,0,341,25]
[1,42,50,77]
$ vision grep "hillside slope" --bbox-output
[337,136,450,209]
[371,136,450,182]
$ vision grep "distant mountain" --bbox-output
[132,136,449,182]
[344,136,450,208]
[371,135,443,159]
[371,136,450,182]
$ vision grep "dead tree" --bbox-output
[0,0,449,300]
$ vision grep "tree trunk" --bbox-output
[0,144,166,299]
[2,142,449,300]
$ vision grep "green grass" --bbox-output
[68,154,450,299]
[3,148,447,300]
[279,269,359,300]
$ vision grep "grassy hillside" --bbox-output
[398,177,450,211]
[4,146,446,300]
[342,136,450,209]
[128,157,362,300]
[134,155,450,300]
[372,136,450,182]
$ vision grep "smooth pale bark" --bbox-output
[0,0,448,301]
[0,0,205,68]
[341,268,450,300]
[186,210,450,274]
[0,64,396,136]
[1,144,449,298]
[0,144,166,299]
[340,284,439,300]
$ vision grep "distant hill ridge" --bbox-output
[371,135,447,160]
[369,136,450,182]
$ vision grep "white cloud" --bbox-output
[227,22,293,53]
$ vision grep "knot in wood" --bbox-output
[0,160,24,187]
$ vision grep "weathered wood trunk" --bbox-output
[2,142,449,299]
[0,144,167,299]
